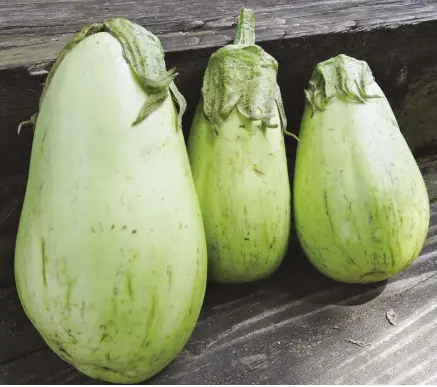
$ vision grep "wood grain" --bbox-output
[0,156,436,384]
[2,19,437,287]
[1,0,437,70]
[2,1,437,383]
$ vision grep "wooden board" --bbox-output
[1,0,437,71]
[2,2,437,381]
[1,156,436,385]
[3,19,437,289]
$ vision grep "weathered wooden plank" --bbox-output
[2,212,437,384]
[1,0,437,70]
[0,157,436,384]
[2,19,437,287]
[0,287,46,367]
[2,2,437,383]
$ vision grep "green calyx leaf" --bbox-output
[21,17,186,131]
[275,84,299,141]
[169,82,187,133]
[305,54,382,113]
[103,18,186,127]
[201,7,287,134]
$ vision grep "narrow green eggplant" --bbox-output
[187,8,295,283]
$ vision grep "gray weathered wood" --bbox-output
[2,1,437,384]
[1,0,437,70]
[0,156,436,384]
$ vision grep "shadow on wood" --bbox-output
[0,200,436,384]
[1,9,437,384]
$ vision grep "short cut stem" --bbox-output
[233,8,256,45]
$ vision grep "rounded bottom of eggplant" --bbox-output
[306,256,419,284]
[70,358,173,384]
[44,335,187,384]
[207,259,285,284]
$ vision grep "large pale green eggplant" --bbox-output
[14,18,207,383]
[187,8,295,283]
[294,54,430,284]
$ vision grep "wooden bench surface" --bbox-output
[2,0,437,71]
[0,156,436,384]
[2,0,437,384]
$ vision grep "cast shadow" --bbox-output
[201,231,388,312]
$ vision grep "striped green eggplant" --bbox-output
[294,54,430,283]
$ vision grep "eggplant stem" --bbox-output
[233,8,256,45]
